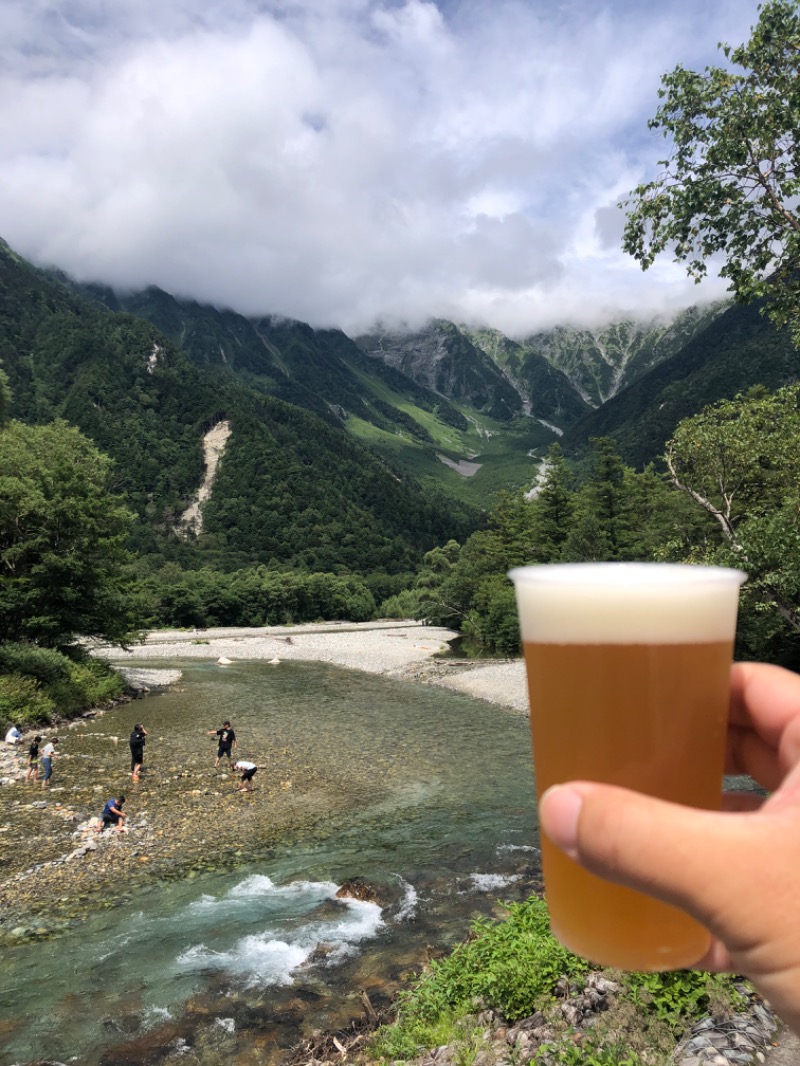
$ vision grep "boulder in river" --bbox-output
[335,878,384,904]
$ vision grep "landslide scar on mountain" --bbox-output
[176,420,232,537]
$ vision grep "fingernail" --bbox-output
[539,785,583,860]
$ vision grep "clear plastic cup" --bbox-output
[509,562,746,970]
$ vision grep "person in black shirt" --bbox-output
[207,721,236,767]
[129,724,147,780]
[25,735,42,783]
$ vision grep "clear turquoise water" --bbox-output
[0,660,540,1065]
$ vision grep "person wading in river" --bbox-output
[207,721,237,768]
[129,724,147,781]
[233,759,258,792]
[41,737,58,786]
[25,735,41,783]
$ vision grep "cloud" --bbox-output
[0,0,761,336]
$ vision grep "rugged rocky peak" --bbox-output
[354,320,524,422]
[519,303,727,408]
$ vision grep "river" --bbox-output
[0,659,541,1065]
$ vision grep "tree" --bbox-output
[0,420,141,647]
[561,438,635,561]
[0,364,10,426]
[621,0,800,342]
[527,444,574,561]
[665,384,800,634]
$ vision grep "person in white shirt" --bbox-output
[5,725,22,745]
[233,760,258,792]
[41,738,58,786]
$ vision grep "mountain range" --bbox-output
[2,236,799,580]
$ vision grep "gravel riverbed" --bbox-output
[0,622,524,936]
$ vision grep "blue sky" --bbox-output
[0,0,761,335]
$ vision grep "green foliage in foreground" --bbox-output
[0,419,141,648]
[625,968,746,1029]
[533,1035,643,1065]
[370,898,589,1059]
[0,643,125,728]
[368,896,747,1065]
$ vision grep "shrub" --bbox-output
[533,1034,643,1065]
[378,588,426,619]
[370,896,589,1062]
[0,643,70,684]
[0,645,125,725]
[0,674,55,727]
[623,969,747,1030]
[369,1008,463,1062]
[367,898,751,1066]
[67,658,126,707]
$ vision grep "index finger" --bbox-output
[729,662,800,740]
[727,663,800,785]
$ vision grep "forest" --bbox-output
[4,135,800,729]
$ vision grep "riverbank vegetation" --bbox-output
[364,897,752,1066]
[0,643,125,729]
[387,386,800,669]
[5,382,800,725]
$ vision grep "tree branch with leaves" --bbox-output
[665,384,800,634]
[621,0,800,343]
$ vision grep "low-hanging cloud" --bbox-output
[0,0,760,336]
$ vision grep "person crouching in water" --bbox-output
[99,796,126,833]
[129,723,147,780]
[233,760,258,792]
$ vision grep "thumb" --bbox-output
[538,782,782,952]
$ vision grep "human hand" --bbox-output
[539,662,800,1035]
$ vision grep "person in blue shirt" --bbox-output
[100,796,126,833]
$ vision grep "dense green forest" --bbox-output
[4,221,800,728]
[386,401,800,668]
[0,240,479,725]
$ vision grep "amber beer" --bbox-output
[509,563,745,971]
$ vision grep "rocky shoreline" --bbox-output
[0,623,518,937]
[291,975,784,1066]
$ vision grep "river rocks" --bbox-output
[675,998,777,1064]
[367,976,780,1066]
[336,878,384,903]
[66,839,99,861]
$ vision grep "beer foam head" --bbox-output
[509,563,746,644]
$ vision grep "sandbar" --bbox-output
[98,620,529,713]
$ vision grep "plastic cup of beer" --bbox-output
[509,562,746,971]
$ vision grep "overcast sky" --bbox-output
[0,0,761,337]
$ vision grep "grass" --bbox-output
[346,404,559,510]
[364,896,751,1066]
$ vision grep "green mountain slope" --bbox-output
[0,240,479,574]
[74,283,559,509]
[461,326,591,429]
[354,320,524,422]
[15,235,800,525]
